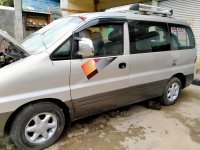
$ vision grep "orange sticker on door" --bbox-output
[81,57,117,79]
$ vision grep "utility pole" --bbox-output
[14,0,23,42]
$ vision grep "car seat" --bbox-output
[104,28,123,55]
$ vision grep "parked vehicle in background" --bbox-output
[0,4,196,150]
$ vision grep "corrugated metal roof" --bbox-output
[22,0,60,13]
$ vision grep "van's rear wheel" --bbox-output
[10,102,65,150]
[161,77,182,106]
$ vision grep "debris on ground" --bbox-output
[0,138,19,150]
[148,100,161,110]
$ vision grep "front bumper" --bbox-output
[0,112,12,138]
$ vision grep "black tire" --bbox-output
[10,102,65,150]
[161,77,182,106]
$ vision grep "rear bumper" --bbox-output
[185,74,194,88]
[0,112,12,138]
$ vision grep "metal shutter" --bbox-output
[158,0,200,55]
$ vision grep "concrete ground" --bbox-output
[1,84,200,150]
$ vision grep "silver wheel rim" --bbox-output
[167,82,180,102]
[25,113,58,144]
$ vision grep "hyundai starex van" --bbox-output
[0,4,197,150]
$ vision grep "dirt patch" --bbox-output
[0,138,20,150]
[161,85,200,144]
[47,85,200,150]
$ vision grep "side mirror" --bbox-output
[75,37,94,58]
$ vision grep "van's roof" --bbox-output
[73,12,190,27]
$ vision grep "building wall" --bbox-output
[68,0,94,14]
[97,0,151,11]
[0,6,15,37]
[66,0,151,13]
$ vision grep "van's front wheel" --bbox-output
[161,77,182,106]
[10,102,65,150]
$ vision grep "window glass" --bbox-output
[51,39,71,60]
[79,24,123,57]
[170,25,195,50]
[129,20,170,54]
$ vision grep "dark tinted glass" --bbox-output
[51,39,71,60]
[129,20,170,54]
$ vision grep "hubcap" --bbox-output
[25,113,58,144]
[167,82,180,102]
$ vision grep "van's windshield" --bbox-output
[21,17,83,54]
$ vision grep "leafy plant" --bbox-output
[0,0,14,7]
[53,0,60,3]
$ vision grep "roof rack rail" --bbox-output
[105,3,173,17]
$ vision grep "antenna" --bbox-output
[105,3,173,17]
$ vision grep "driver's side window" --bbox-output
[51,38,71,60]
[79,24,124,57]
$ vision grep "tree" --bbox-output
[53,0,60,2]
[0,0,14,7]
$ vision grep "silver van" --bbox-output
[0,4,196,150]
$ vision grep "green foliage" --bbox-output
[0,0,14,7]
[53,0,60,3]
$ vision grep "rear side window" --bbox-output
[128,20,170,54]
[169,24,195,50]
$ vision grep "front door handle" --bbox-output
[119,62,126,69]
